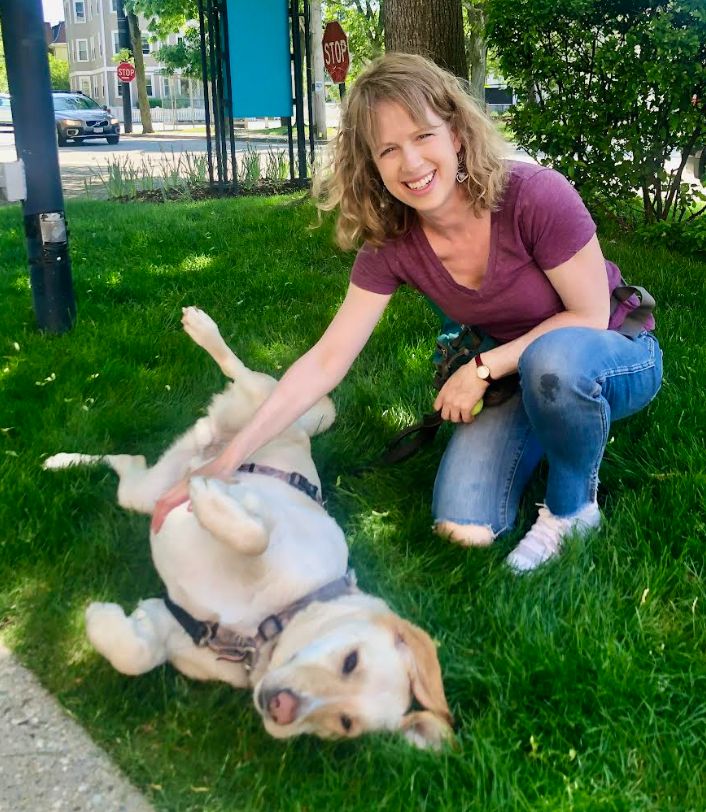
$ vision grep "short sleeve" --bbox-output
[517,168,597,271]
[350,242,402,295]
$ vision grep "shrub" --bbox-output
[487,0,706,224]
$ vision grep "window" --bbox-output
[80,78,91,95]
[90,36,95,60]
[112,31,120,55]
[162,77,170,97]
[111,0,118,11]
[116,78,122,97]
[180,78,190,97]
[76,39,88,61]
[141,37,150,55]
[145,76,153,96]
[74,0,85,22]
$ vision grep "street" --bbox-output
[0,125,295,199]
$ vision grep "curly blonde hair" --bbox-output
[313,52,508,250]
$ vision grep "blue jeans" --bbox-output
[432,327,663,534]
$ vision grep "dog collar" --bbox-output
[164,570,358,671]
[236,463,323,505]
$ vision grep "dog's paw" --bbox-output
[182,306,223,351]
[85,602,161,676]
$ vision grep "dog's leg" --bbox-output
[85,598,179,676]
[189,477,270,556]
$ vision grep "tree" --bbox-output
[48,52,70,91]
[127,0,201,79]
[383,0,467,80]
[127,10,154,133]
[488,0,706,223]
[463,0,486,102]
[324,0,383,80]
[0,24,7,92]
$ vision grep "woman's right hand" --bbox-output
[150,477,192,534]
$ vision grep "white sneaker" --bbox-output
[506,503,601,573]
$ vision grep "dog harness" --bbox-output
[164,571,358,672]
[236,462,323,505]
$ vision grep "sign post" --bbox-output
[322,21,349,100]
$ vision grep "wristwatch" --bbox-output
[474,354,494,383]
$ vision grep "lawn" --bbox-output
[0,195,704,812]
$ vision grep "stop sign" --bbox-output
[322,21,349,84]
[116,61,136,83]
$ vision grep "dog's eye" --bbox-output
[340,714,353,733]
[342,650,358,674]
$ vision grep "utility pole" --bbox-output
[116,0,133,133]
[0,0,76,333]
[309,0,327,140]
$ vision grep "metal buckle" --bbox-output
[258,614,284,641]
[288,472,319,501]
[197,621,219,647]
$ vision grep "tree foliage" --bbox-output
[323,0,383,80]
[488,0,706,223]
[48,52,70,90]
[0,25,7,92]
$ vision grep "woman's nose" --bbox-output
[400,145,423,173]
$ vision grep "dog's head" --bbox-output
[252,596,453,749]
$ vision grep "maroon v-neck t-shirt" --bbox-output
[350,161,649,341]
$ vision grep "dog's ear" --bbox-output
[376,614,453,731]
[399,710,454,749]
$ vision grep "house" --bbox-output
[62,0,201,114]
[45,21,69,62]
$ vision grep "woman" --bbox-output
[152,53,662,573]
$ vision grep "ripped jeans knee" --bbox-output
[433,520,496,548]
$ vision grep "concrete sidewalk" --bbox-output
[0,643,154,812]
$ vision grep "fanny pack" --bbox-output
[611,283,656,337]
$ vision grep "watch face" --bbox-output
[477,364,490,380]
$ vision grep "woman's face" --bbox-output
[371,100,463,219]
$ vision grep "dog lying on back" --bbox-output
[44,307,452,748]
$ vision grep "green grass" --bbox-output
[0,196,705,811]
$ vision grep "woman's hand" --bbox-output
[151,478,192,534]
[434,363,488,423]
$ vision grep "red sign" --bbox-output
[322,21,349,84]
[116,61,136,83]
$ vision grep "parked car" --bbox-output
[52,91,120,147]
[0,93,13,128]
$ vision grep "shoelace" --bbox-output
[517,506,573,558]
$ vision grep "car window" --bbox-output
[53,95,102,111]
[0,98,9,107]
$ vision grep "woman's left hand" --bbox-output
[434,363,489,423]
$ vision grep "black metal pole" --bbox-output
[196,0,214,186]
[302,0,316,165]
[206,0,224,186]
[211,1,229,186]
[290,0,308,182]
[1,0,76,334]
[218,0,238,190]
[338,82,346,101]
[115,0,132,134]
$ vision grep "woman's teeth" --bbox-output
[405,171,435,190]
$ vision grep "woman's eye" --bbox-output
[342,650,358,674]
[418,132,433,140]
[379,147,394,157]
[340,714,353,732]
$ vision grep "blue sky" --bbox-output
[43,0,65,25]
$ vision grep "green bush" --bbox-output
[148,97,163,108]
[488,0,706,224]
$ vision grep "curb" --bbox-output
[0,643,154,812]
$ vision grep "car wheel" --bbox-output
[106,135,120,145]
[57,130,68,147]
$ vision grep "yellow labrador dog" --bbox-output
[44,307,452,748]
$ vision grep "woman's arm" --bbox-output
[151,284,392,531]
[434,235,610,422]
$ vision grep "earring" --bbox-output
[456,155,469,184]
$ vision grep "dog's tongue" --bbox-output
[268,690,298,725]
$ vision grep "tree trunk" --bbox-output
[465,1,486,104]
[127,12,153,134]
[309,0,327,140]
[383,0,467,80]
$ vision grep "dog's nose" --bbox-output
[266,689,299,725]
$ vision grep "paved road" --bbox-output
[0,126,296,199]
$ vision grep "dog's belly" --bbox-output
[151,493,348,633]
